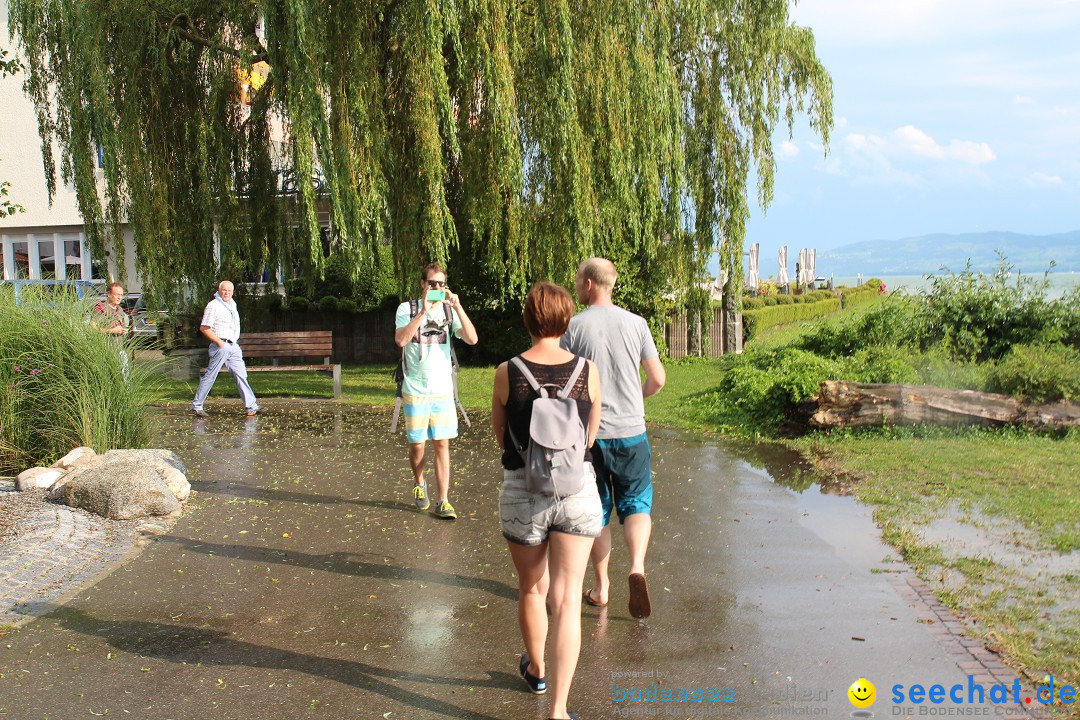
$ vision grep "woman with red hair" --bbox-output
[492,281,602,720]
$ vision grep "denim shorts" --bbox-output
[499,463,603,546]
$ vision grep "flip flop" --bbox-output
[583,588,607,607]
[628,573,652,619]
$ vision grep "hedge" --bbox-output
[840,286,881,310]
[743,298,842,342]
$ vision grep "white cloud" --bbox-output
[1012,95,1036,105]
[946,140,996,164]
[778,140,801,158]
[1028,171,1064,186]
[895,125,944,158]
[889,126,996,164]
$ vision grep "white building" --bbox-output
[0,4,139,290]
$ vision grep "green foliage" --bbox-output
[716,347,844,428]
[0,289,154,473]
[988,344,1080,402]
[743,297,841,342]
[282,245,397,312]
[841,346,920,384]
[9,0,832,331]
[798,298,920,357]
[918,259,1074,361]
[839,282,882,310]
[286,296,313,312]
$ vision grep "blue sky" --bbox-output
[745,0,1080,254]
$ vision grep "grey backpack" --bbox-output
[507,356,589,497]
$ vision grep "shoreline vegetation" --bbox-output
[149,264,1079,693]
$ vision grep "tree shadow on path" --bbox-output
[53,607,512,720]
[161,535,519,601]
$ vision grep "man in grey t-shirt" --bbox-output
[561,258,666,618]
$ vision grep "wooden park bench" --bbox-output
[239,331,342,399]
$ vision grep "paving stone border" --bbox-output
[890,572,1044,718]
[0,481,172,629]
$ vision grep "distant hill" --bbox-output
[817,231,1080,275]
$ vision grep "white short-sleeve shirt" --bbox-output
[200,296,241,342]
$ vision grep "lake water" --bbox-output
[828,272,1080,300]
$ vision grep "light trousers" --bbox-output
[192,342,258,411]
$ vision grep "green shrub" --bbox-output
[337,298,360,314]
[318,296,341,312]
[742,298,842,342]
[0,289,154,473]
[762,296,778,307]
[284,278,309,301]
[792,295,807,304]
[742,297,764,311]
[287,296,312,312]
[840,281,882,310]
[798,299,920,358]
[842,346,921,384]
[717,347,844,428]
[918,260,1075,361]
[909,350,993,391]
[775,295,794,305]
[987,343,1080,402]
[262,293,283,312]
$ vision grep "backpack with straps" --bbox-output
[507,356,589,497]
[390,299,471,433]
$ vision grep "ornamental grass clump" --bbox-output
[0,287,153,474]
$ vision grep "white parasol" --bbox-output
[745,243,760,292]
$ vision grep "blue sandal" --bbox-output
[519,652,547,694]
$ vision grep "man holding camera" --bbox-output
[394,263,478,519]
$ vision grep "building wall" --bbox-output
[0,2,138,291]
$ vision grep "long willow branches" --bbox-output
[9,0,831,336]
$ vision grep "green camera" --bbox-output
[426,289,446,302]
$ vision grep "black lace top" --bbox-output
[501,356,593,470]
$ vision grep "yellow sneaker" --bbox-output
[412,484,430,510]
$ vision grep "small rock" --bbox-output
[160,466,191,502]
[51,446,97,471]
[16,467,64,491]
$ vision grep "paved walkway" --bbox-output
[0,407,1055,719]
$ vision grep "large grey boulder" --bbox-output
[100,449,190,501]
[54,461,181,520]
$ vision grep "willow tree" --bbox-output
[9,0,830,348]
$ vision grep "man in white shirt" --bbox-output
[191,280,260,417]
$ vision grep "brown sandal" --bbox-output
[583,588,607,607]
[628,573,652,618]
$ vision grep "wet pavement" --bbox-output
[0,405,1043,719]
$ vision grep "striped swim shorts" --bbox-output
[403,393,459,443]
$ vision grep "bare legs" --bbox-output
[408,438,451,502]
[586,512,652,605]
[508,533,593,720]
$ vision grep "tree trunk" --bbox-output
[809,381,1080,429]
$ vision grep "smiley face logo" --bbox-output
[848,678,876,708]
